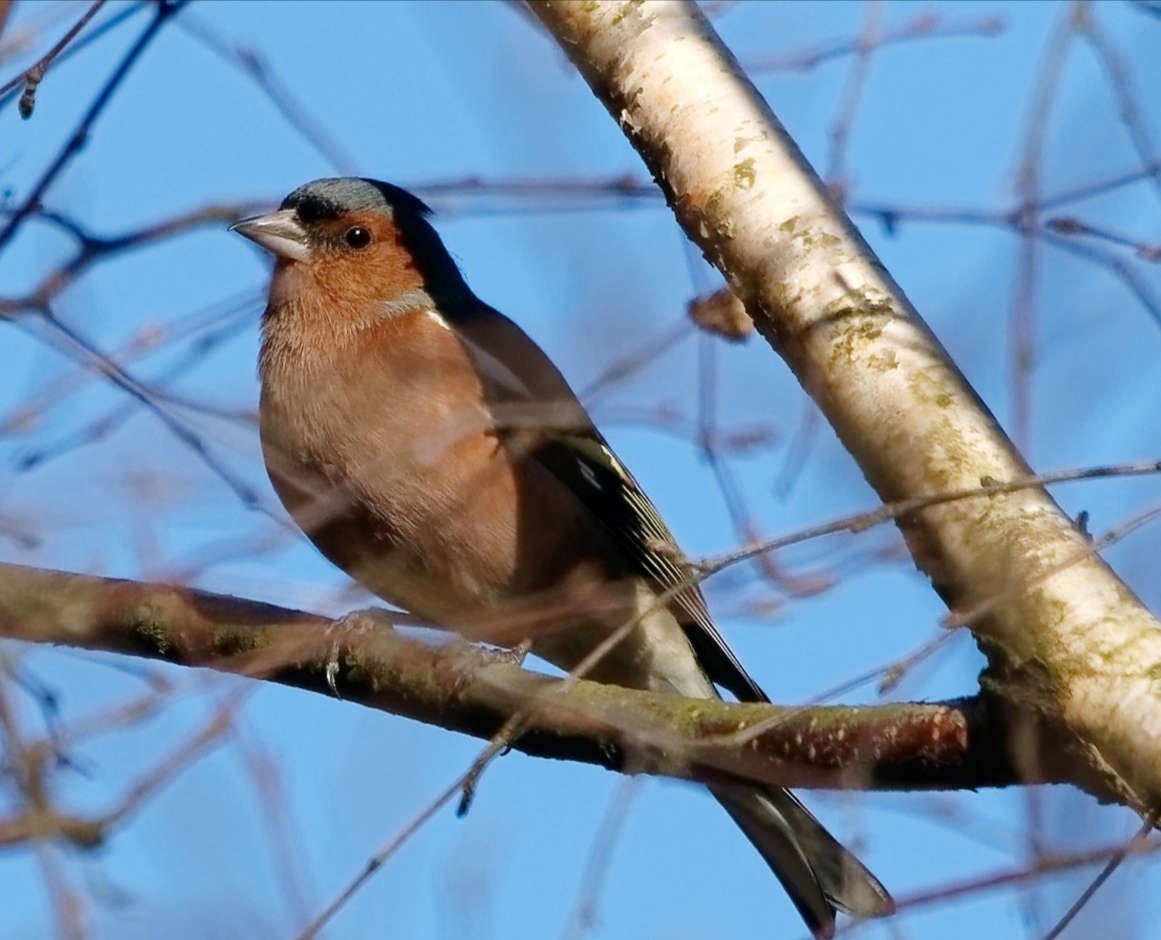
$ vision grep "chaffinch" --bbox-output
[231,177,893,938]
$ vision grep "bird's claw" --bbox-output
[324,607,395,699]
[456,774,478,818]
[501,637,533,667]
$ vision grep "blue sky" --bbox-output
[2,2,1161,939]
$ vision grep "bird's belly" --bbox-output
[260,396,539,621]
[266,436,709,695]
[260,381,709,696]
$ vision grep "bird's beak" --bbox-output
[230,208,311,263]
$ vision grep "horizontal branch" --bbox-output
[0,561,1110,797]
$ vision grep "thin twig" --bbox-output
[0,0,107,118]
[0,0,187,253]
[1041,815,1156,940]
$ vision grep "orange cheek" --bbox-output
[307,245,426,310]
[366,240,428,297]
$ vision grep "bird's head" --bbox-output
[232,177,468,314]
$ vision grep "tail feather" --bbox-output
[712,783,894,940]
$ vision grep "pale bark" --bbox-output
[529,0,1161,814]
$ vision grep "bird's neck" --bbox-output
[257,264,479,384]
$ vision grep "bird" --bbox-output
[231,177,894,938]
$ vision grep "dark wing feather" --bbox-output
[532,431,769,704]
[450,302,767,703]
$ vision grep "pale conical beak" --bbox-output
[230,208,311,263]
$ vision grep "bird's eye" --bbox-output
[344,226,371,249]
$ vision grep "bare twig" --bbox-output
[0,0,187,253]
[745,10,1005,73]
[0,0,107,118]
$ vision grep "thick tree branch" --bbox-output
[0,561,1110,798]
[528,0,1161,815]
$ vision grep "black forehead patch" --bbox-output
[280,177,434,224]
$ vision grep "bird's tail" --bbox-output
[711,783,894,940]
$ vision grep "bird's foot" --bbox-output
[454,643,530,819]
[456,769,481,818]
[325,607,396,699]
[492,637,533,668]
